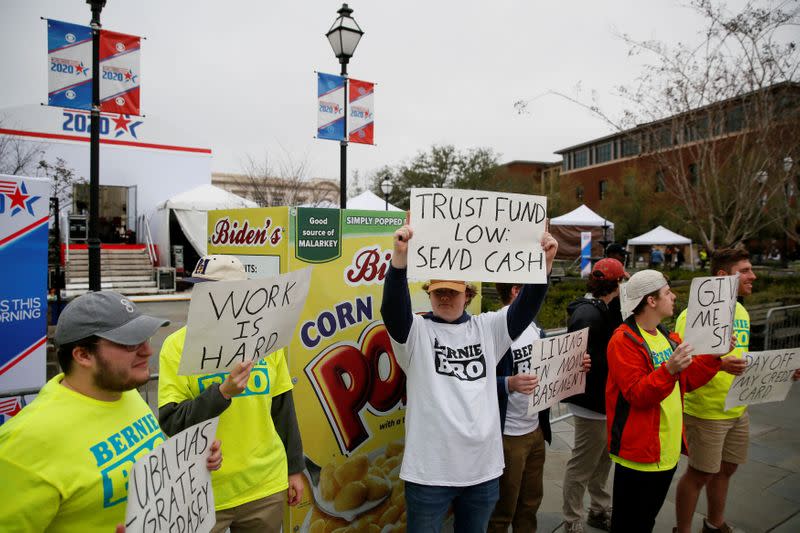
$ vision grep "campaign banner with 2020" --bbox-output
[0,175,49,423]
[47,19,142,115]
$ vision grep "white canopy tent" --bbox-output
[347,190,403,211]
[549,204,614,260]
[151,184,257,266]
[550,204,614,228]
[627,225,695,270]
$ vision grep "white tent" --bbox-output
[347,190,403,211]
[550,204,614,227]
[627,225,695,270]
[549,204,614,260]
[151,184,257,266]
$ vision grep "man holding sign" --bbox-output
[674,249,755,533]
[380,210,557,533]
[489,283,590,533]
[0,291,221,532]
[606,270,724,533]
[158,256,304,533]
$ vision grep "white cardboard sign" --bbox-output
[682,274,739,354]
[407,188,548,283]
[179,268,312,375]
[724,349,799,410]
[124,418,219,533]
[526,328,589,415]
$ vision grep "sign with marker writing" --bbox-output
[527,328,588,415]
[179,268,312,375]
[125,418,219,533]
[724,349,799,410]
[682,274,739,354]
[407,188,548,283]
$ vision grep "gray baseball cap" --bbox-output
[54,291,170,346]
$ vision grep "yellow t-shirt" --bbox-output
[676,302,749,419]
[158,326,293,510]
[611,327,682,472]
[0,375,165,533]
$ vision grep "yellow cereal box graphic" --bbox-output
[208,207,479,532]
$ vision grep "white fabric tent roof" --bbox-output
[156,184,257,259]
[550,204,614,228]
[627,225,692,245]
[157,184,257,211]
[347,190,403,211]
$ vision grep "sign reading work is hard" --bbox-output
[125,418,219,533]
[179,268,312,375]
[407,188,548,283]
[682,274,739,354]
[725,349,799,410]
[526,328,588,415]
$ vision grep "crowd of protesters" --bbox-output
[1,226,799,533]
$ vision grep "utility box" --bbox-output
[171,245,185,273]
[155,267,176,293]
[68,215,88,242]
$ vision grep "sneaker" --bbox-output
[702,520,733,533]
[587,508,612,531]
[563,520,585,533]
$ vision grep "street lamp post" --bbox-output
[87,0,106,292]
[599,220,611,255]
[326,3,363,209]
[380,177,394,211]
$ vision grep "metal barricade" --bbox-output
[764,304,800,350]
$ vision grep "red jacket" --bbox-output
[606,316,721,464]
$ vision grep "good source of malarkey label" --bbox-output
[178,268,312,375]
[526,328,589,415]
[407,188,548,284]
[682,274,739,354]
[725,348,799,410]
[124,418,219,533]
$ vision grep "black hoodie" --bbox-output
[563,295,620,414]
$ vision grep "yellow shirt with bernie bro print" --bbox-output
[158,326,294,511]
[676,302,749,419]
[611,326,683,472]
[0,375,165,533]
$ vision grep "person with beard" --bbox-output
[0,291,222,532]
[560,258,627,533]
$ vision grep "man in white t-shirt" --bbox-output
[380,217,557,533]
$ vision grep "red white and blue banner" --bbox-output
[47,20,142,116]
[99,29,141,115]
[0,175,49,418]
[317,72,346,141]
[48,19,93,110]
[348,78,374,145]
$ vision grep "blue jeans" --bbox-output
[405,478,500,533]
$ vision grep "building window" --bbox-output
[621,136,640,157]
[685,117,709,142]
[576,186,584,201]
[599,180,608,200]
[562,159,568,171]
[651,127,673,150]
[688,163,699,186]
[596,142,613,164]
[725,106,744,132]
[655,170,666,193]
[573,150,588,169]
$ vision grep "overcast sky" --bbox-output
[0,0,748,190]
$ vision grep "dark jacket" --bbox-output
[562,296,619,414]
[496,325,552,444]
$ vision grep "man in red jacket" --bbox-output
[606,270,723,533]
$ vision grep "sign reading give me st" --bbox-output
[407,188,548,283]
